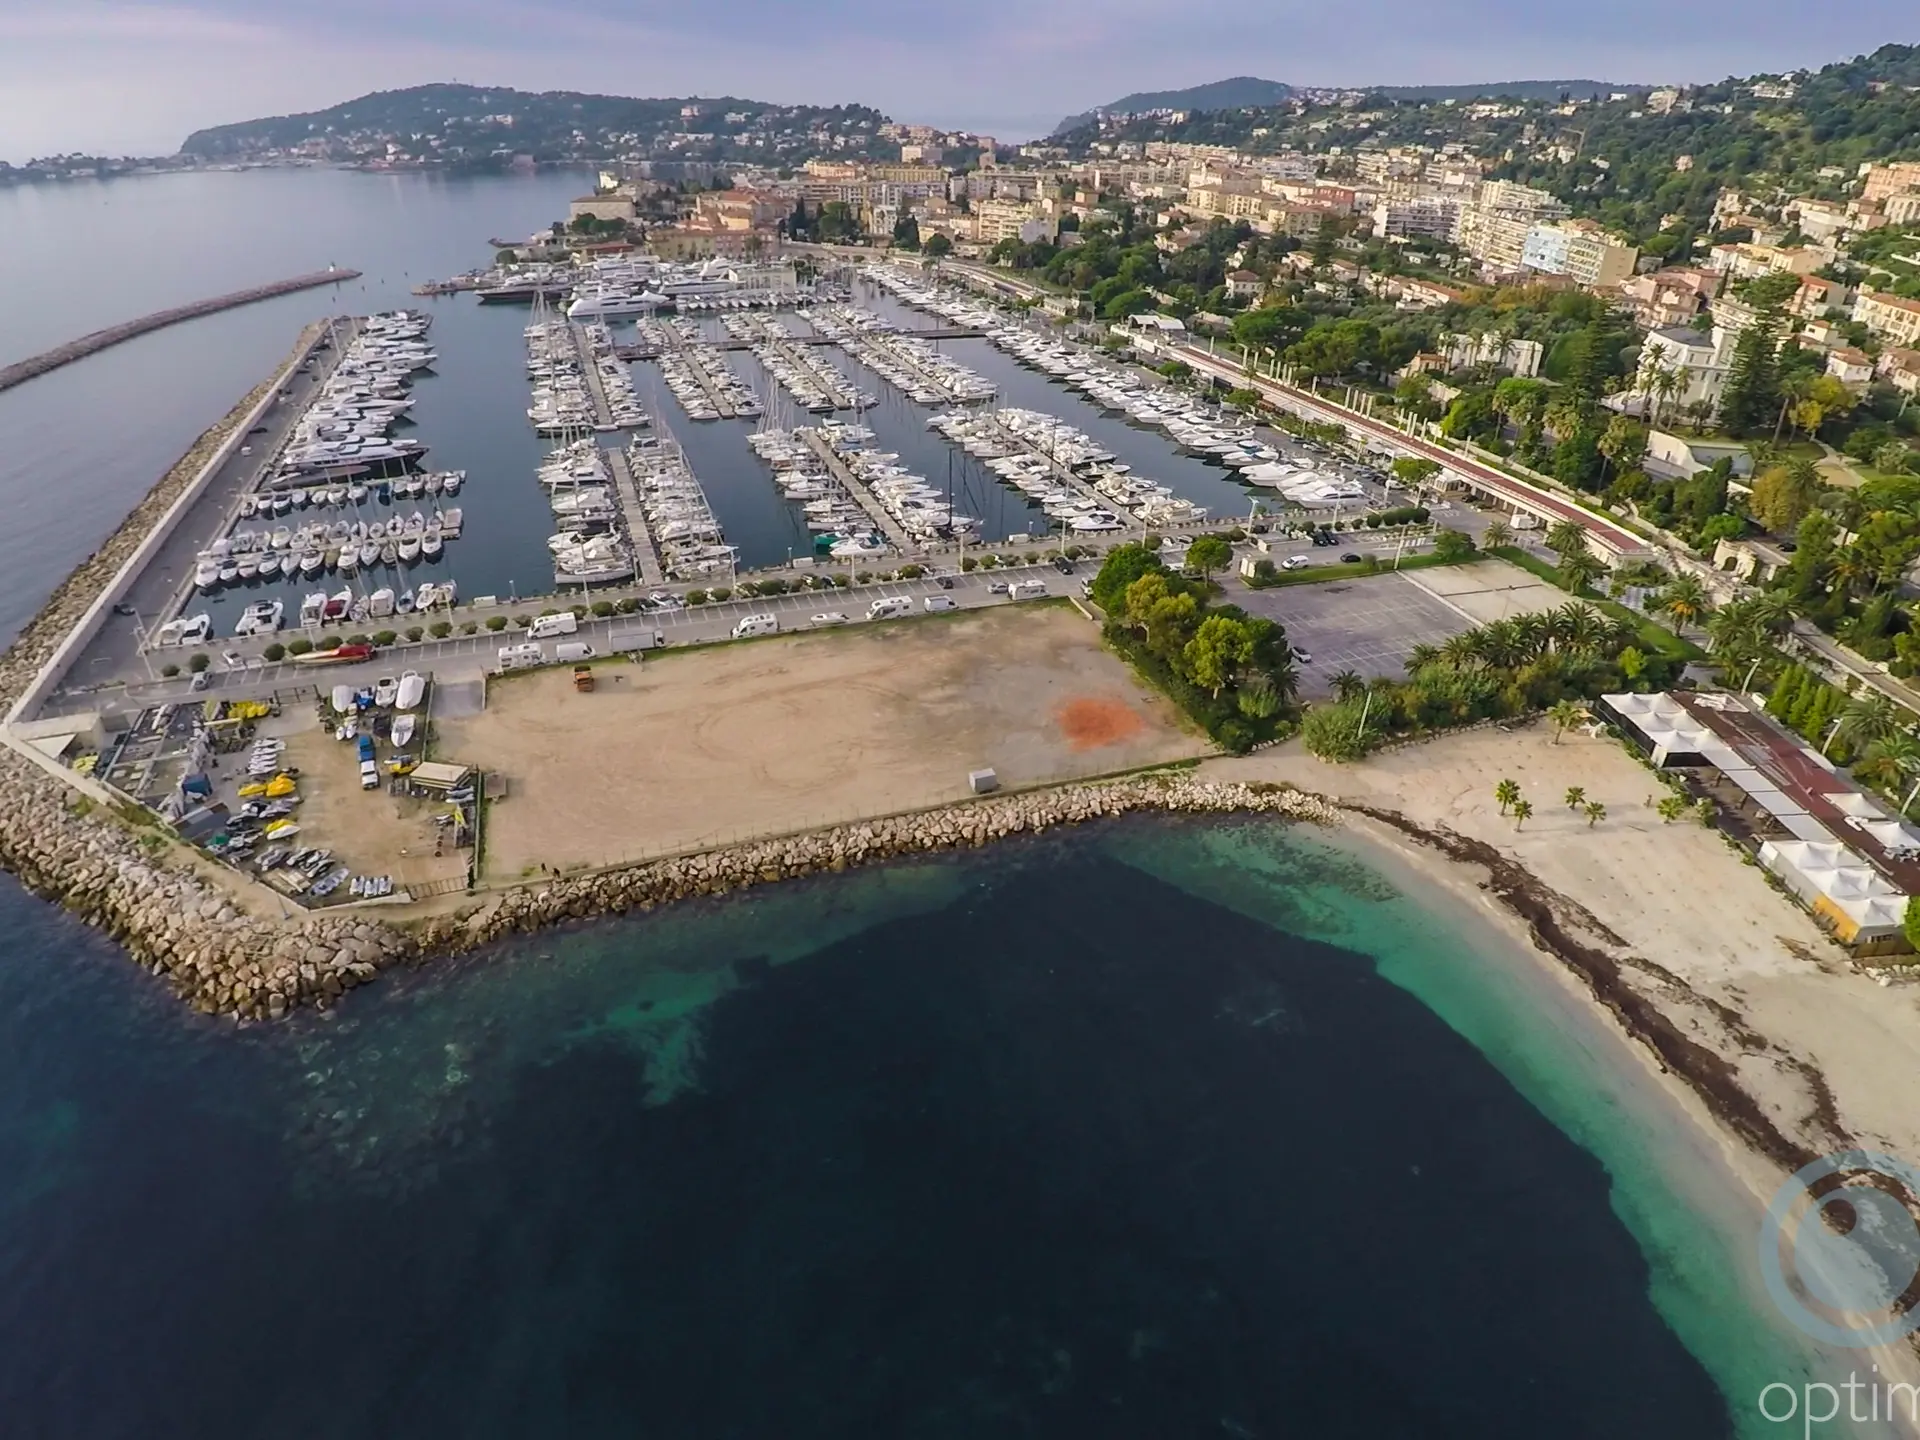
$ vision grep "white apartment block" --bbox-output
[1852,289,1920,348]
[1520,221,1638,287]
[1371,196,1460,239]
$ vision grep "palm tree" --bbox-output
[1512,611,1552,660]
[1584,800,1607,828]
[1829,544,1875,598]
[1441,630,1482,666]
[1564,784,1587,810]
[1549,702,1588,744]
[1331,669,1366,702]
[1854,732,1920,792]
[1511,798,1534,830]
[1483,517,1513,551]
[1560,550,1605,595]
[1656,794,1688,823]
[1404,642,1442,675]
[1494,778,1520,815]
[1837,694,1905,750]
[1545,519,1587,562]
[1654,573,1711,629]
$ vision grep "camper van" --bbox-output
[731,613,780,639]
[867,596,913,620]
[496,642,546,673]
[528,612,580,640]
[922,594,958,613]
[554,642,597,663]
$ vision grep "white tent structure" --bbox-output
[1759,838,1909,944]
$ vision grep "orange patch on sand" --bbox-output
[1056,696,1149,751]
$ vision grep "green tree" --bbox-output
[1597,414,1649,478]
[1584,800,1607,828]
[1331,669,1366,702]
[1125,572,1199,657]
[1905,896,1920,955]
[1717,309,1785,437]
[1391,456,1442,492]
[1657,794,1688,823]
[1654,573,1711,628]
[1855,732,1920,792]
[1090,543,1163,612]
[1837,693,1906,750]
[1182,615,1256,697]
[1511,798,1534,830]
[1185,534,1232,582]
[924,232,953,259]
[1750,461,1821,536]
[1483,517,1513,551]
[1546,520,1588,566]
[1564,784,1587,809]
[1494,778,1520,815]
[1550,702,1588,744]
[1432,528,1477,562]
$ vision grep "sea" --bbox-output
[0,169,1887,1437]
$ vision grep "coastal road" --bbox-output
[55,560,1087,717]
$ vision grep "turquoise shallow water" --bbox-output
[0,815,1871,1437]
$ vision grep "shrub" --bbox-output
[686,589,709,606]
[186,652,211,673]
[318,635,342,650]
[373,630,397,646]
[512,614,531,628]
[711,587,733,602]
[570,605,588,621]
[160,663,180,678]
[486,616,508,632]
[980,555,1000,570]
[286,638,314,656]
[615,598,639,614]
[345,634,369,648]
[898,563,926,579]
[429,621,453,639]
[960,556,978,572]
[405,626,424,642]
[856,572,873,585]
[590,600,615,617]
[262,644,285,663]
[461,622,478,635]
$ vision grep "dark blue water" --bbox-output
[0,824,1750,1439]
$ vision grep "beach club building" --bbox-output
[1601,690,1920,954]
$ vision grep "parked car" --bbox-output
[809,612,850,627]
[987,581,1011,595]
[1290,647,1312,664]
[935,574,954,589]
[1052,556,1075,575]
[1340,553,1364,564]
[1281,555,1312,571]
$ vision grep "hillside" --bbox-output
[1060,44,1920,243]
[1053,77,1292,136]
[179,83,891,168]
[1373,79,1642,102]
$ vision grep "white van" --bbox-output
[922,594,958,613]
[1009,580,1048,599]
[554,642,597,662]
[867,595,913,620]
[731,613,779,639]
[528,612,579,639]
[496,642,546,673]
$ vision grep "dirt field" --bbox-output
[279,726,469,893]
[437,605,1206,882]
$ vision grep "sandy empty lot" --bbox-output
[281,726,469,893]
[438,605,1206,881]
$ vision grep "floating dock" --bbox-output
[799,430,916,553]
[605,447,666,587]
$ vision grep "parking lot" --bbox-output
[1231,571,1476,695]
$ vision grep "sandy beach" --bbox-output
[1219,725,1920,1403]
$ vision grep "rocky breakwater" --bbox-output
[427,776,1340,950]
[0,327,417,1020]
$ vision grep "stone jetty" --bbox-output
[0,268,362,395]
[0,339,1338,1022]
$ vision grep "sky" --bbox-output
[0,0,1914,160]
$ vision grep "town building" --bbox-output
[1451,180,1569,272]
[1861,161,1920,203]
[1615,268,1721,330]
[1519,219,1638,288]
[1876,348,1920,397]
[1370,196,1460,240]
[568,193,637,224]
[973,198,1055,245]
[1705,242,1825,280]
[1224,269,1263,301]
[1827,347,1875,390]
[1439,333,1543,377]
[1853,289,1920,347]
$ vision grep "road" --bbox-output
[54,560,1088,717]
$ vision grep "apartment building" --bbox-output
[974,199,1055,245]
[1452,180,1569,271]
[1861,161,1920,203]
[1705,242,1826,280]
[1520,219,1638,287]
[1853,289,1920,347]
[1371,195,1461,239]
[1615,268,1720,329]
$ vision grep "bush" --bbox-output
[370,630,395,646]
[160,663,180,678]
[1301,702,1376,761]
[345,634,369,648]
[686,589,709,606]
[570,605,588,621]
[897,563,926,579]
[960,556,978,572]
[461,622,478,635]
[262,643,285,663]
[318,635,342,650]
[486,616,508,632]
[429,621,453,639]
[590,600,615,617]
[512,614,531,628]
[405,626,424,642]
[187,652,211,673]
[615,598,639,615]
[710,587,732,602]
[979,555,1000,570]
[856,572,873,585]
[286,638,314,656]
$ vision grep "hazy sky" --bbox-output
[1,0,1913,160]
